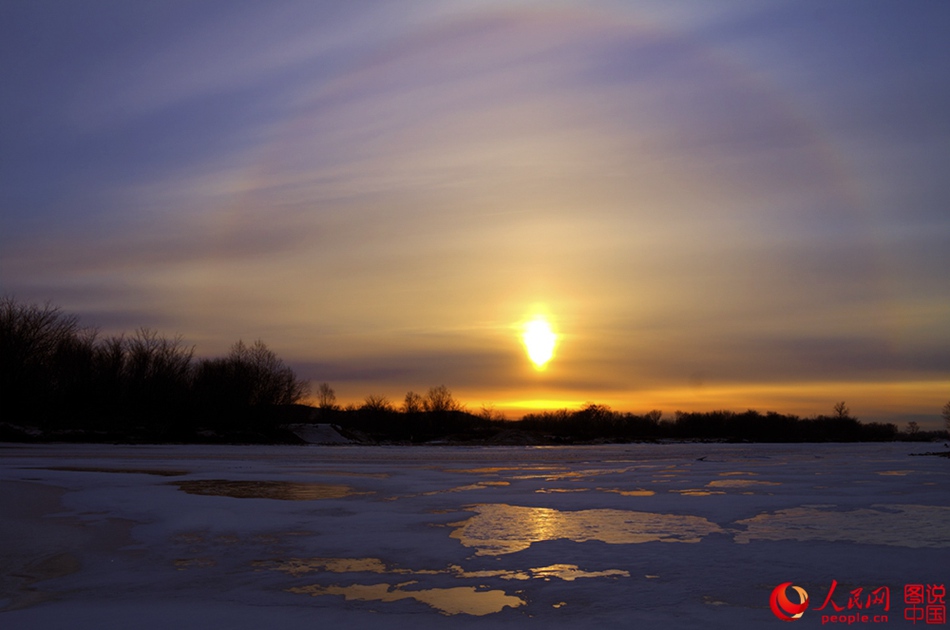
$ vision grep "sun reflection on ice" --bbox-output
[450,504,724,556]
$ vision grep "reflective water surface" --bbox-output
[450,503,724,556]
[258,555,629,615]
[287,582,525,616]
[254,557,629,582]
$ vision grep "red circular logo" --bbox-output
[770,582,809,621]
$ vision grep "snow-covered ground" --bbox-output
[1,442,947,629]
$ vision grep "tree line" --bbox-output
[0,298,309,441]
[311,385,947,444]
[518,404,906,443]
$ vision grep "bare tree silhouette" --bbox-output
[402,391,423,414]
[423,385,462,413]
[362,394,393,413]
[316,382,337,411]
[833,401,850,419]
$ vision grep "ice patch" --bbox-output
[734,504,950,547]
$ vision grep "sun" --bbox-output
[522,316,557,370]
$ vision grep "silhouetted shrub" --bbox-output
[0,298,309,439]
[0,298,84,425]
[423,385,463,413]
[192,340,309,429]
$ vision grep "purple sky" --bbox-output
[2,1,948,425]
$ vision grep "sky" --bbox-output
[1,1,948,426]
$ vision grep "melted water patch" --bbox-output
[671,489,725,496]
[447,466,556,475]
[512,467,635,482]
[255,557,628,582]
[706,479,780,488]
[254,557,391,576]
[42,466,188,476]
[173,480,360,501]
[450,563,630,582]
[450,504,724,555]
[599,488,656,497]
[287,582,525,616]
[302,470,390,479]
[0,552,82,611]
[424,481,510,495]
[508,564,628,581]
[174,557,216,570]
[734,504,950,548]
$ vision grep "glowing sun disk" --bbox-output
[522,317,557,369]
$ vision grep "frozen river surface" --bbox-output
[1,442,947,629]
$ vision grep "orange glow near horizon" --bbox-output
[504,399,587,413]
[466,379,949,427]
[306,378,946,429]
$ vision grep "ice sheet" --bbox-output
[1,442,947,628]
